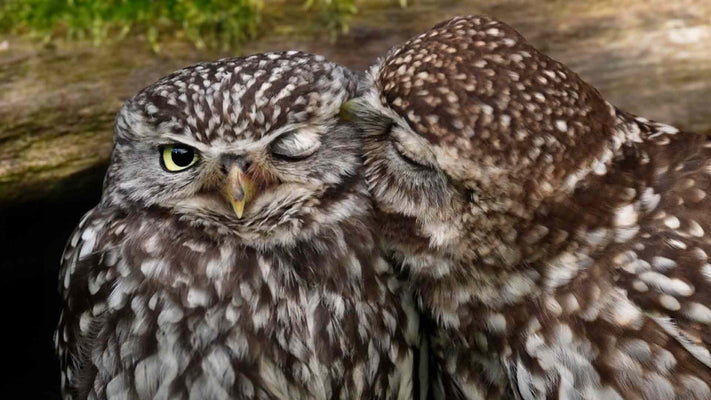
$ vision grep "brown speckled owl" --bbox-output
[346,15,711,399]
[54,51,422,400]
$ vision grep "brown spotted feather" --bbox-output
[350,15,711,400]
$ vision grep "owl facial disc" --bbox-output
[224,166,256,219]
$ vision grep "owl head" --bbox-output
[103,51,362,246]
[345,16,619,269]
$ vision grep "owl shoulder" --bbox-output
[608,130,711,384]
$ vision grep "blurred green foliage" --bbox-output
[304,0,356,40]
[0,0,361,50]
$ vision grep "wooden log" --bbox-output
[1,0,709,205]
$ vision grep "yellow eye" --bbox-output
[161,145,198,172]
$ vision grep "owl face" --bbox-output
[346,16,617,266]
[103,52,360,242]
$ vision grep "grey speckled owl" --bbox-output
[55,51,421,400]
[346,15,711,400]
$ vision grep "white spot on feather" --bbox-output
[640,188,661,211]
[79,228,97,258]
[609,297,644,329]
[667,238,687,249]
[79,311,92,333]
[187,288,210,308]
[555,120,568,132]
[687,220,704,237]
[684,303,711,324]
[632,280,649,292]
[639,271,694,296]
[652,256,677,270]
[614,204,637,227]
[659,294,681,310]
[664,216,681,229]
[486,313,507,333]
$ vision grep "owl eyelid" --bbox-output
[392,140,433,169]
[270,130,321,161]
[158,142,199,152]
[389,126,436,170]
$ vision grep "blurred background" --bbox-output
[0,0,709,397]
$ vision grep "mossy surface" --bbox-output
[0,0,260,50]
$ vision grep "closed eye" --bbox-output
[392,139,430,168]
[270,129,321,161]
[389,124,436,169]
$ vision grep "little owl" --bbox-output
[55,51,421,400]
[346,15,711,400]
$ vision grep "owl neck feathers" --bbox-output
[101,174,381,284]
[100,203,381,291]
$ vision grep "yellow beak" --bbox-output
[224,166,256,219]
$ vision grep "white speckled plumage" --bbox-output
[55,52,421,400]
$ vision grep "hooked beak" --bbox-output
[224,166,256,219]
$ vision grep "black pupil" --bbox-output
[171,147,194,167]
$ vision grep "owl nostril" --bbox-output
[220,154,251,174]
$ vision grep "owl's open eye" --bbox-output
[160,144,199,172]
[270,129,321,161]
[390,125,435,169]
